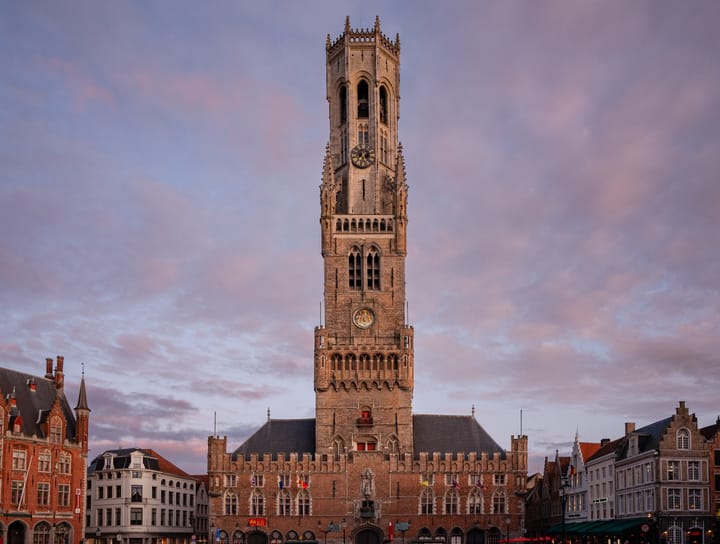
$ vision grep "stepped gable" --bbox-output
[0,365,76,439]
[412,414,505,458]
[233,418,316,461]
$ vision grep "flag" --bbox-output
[421,480,429,487]
[569,465,576,477]
[278,478,284,489]
[388,521,394,542]
[452,479,459,489]
[250,476,256,486]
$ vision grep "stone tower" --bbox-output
[314,16,414,455]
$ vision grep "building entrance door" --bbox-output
[247,532,268,544]
[466,529,485,544]
[355,528,381,544]
[7,522,25,544]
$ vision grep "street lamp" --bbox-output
[318,521,330,544]
[559,476,569,544]
[506,517,511,544]
[95,529,101,544]
[341,518,347,544]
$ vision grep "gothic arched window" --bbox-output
[339,85,347,124]
[297,489,311,516]
[492,491,506,514]
[445,488,459,514]
[357,80,369,118]
[34,522,51,544]
[224,491,237,515]
[250,489,264,516]
[379,86,388,124]
[349,247,362,290]
[277,489,291,516]
[366,248,380,290]
[420,488,434,514]
[468,489,483,514]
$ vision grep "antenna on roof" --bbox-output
[267,407,271,421]
[471,404,475,418]
[213,411,217,437]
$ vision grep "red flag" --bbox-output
[388,521,394,541]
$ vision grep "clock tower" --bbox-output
[314,16,414,456]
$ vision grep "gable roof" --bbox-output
[0,366,76,440]
[232,414,506,461]
[579,442,601,462]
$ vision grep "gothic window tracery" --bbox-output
[445,488,459,514]
[297,489,311,516]
[224,491,237,515]
[420,488,434,514]
[250,489,264,516]
[676,428,690,449]
[278,489,291,516]
[367,247,380,290]
[349,247,362,290]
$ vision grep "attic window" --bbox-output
[27,378,37,392]
[49,416,62,444]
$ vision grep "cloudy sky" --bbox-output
[2,1,719,475]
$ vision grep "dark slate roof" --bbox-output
[700,417,720,440]
[412,415,505,458]
[0,366,76,440]
[233,419,316,461]
[586,437,624,463]
[232,415,506,460]
[89,447,190,477]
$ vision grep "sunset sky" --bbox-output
[2,1,719,475]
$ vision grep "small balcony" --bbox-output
[356,417,373,427]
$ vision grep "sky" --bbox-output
[2,1,719,476]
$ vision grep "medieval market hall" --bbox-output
[207,17,529,544]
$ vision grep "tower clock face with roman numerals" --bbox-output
[351,144,375,168]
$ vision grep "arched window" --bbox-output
[492,491,506,514]
[270,532,283,544]
[33,521,51,544]
[356,436,377,451]
[251,489,264,516]
[379,86,388,124]
[450,528,463,544]
[357,80,369,118]
[387,436,399,453]
[277,489,291,516]
[224,491,237,515]
[297,489,311,516]
[366,248,380,290]
[677,428,690,450]
[418,528,433,541]
[420,488,434,515]
[349,247,362,290]
[339,85,347,124]
[445,488,460,514]
[55,523,69,544]
[233,532,246,544]
[468,489,483,514]
[333,437,345,459]
[38,449,51,473]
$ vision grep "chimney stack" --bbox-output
[625,422,635,435]
[55,355,65,390]
[46,357,54,378]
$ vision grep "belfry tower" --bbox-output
[314,16,414,456]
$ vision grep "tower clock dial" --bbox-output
[350,144,376,168]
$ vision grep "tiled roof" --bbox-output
[89,447,190,477]
[0,366,76,439]
[579,442,601,462]
[586,437,624,462]
[232,415,507,460]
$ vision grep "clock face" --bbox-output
[353,308,375,329]
[350,144,376,168]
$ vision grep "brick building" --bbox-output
[0,356,90,544]
[207,17,528,544]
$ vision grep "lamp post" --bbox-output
[506,517,511,544]
[559,476,569,544]
[342,518,347,544]
[319,521,331,544]
[95,529,101,544]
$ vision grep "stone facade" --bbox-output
[207,17,528,544]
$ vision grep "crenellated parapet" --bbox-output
[326,16,400,59]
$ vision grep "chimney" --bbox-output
[600,438,610,447]
[625,422,635,435]
[55,355,65,390]
[45,357,54,378]
[27,378,37,392]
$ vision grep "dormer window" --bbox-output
[49,416,63,444]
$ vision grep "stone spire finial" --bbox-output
[345,16,351,33]
[374,15,380,34]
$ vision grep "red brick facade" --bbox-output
[0,357,90,544]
